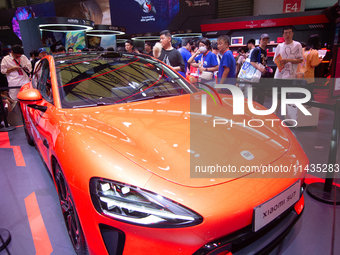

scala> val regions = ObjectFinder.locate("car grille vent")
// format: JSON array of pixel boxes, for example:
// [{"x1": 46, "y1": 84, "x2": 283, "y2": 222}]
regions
[{"x1": 99, "y1": 224, "x2": 125, "y2": 255}]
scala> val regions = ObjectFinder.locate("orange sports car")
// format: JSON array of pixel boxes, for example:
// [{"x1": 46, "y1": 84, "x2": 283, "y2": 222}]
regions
[{"x1": 18, "y1": 52, "x2": 308, "y2": 255}]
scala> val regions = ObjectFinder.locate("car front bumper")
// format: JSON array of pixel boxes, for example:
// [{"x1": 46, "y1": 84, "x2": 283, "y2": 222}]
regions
[{"x1": 73, "y1": 184, "x2": 305, "y2": 255}]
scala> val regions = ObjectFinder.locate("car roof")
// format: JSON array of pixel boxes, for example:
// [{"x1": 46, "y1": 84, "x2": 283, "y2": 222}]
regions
[{"x1": 52, "y1": 52, "x2": 154, "y2": 67}]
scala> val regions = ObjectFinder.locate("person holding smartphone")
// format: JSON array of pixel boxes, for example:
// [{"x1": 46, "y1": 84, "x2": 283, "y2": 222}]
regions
[{"x1": 1, "y1": 45, "x2": 31, "y2": 101}]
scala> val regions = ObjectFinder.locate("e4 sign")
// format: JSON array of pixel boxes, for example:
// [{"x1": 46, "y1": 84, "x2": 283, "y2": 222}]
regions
[{"x1": 283, "y1": 0, "x2": 301, "y2": 13}]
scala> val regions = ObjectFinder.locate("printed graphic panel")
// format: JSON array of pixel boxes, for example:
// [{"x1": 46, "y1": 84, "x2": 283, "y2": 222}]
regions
[{"x1": 66, "y1": 31, "x2": 86, "y2": 51}]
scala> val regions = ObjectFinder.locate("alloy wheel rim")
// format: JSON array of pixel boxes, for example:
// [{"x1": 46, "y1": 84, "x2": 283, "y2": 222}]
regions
[{"x1": 56, "y1": 166, "x2": 81, "y2": 250}]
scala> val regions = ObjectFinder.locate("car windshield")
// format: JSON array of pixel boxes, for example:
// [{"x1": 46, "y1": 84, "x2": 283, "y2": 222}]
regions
[{"x1": 55, "y1": 52, "x2": 196, "y2": 108}]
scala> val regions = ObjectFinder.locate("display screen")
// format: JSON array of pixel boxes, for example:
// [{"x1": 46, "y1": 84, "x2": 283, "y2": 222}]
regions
[
  {"x1": 231, "y1": 37, "x2": 243, "y2": 45},
  {"x1": 109, "y1": 0, "x2": 179, "y2": 34},
  {"x1": 41, "y1": 31, "x2": 66, "y2": 48},
  {"x1": 0, "y1": 2, "x2": 55, "y2": 45},
  {"x1": 54, "y1": 0, "x2": 111, "y2": 25},
  {"x1": 12, "y1": 2, "x2": 56, "y2": 41}
]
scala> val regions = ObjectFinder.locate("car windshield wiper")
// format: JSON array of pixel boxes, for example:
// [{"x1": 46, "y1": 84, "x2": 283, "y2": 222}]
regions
[
  {"x1": 73, "y1": 102, "x2": 114, "y2": 108},
  {"x1": 126, "y1": 93, "x2": 182, "y2": 103}
]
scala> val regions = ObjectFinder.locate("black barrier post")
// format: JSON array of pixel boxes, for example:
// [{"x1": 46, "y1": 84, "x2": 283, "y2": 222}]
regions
[
  {"x1": 307, "y1": 99, "x2": 340, "y2": 205},
  {"x1": 0, "y1": 228, "x2": 11, "y2": 254},
  {"x1": 324, "y1": 99, "x2": 340, "y2": 192},
  {"x1": 0, "y1": 87, "x2": 20, "y2": 132},
  {"x1": 0, "y1": 98, "x2": 16, "y2": 132}
]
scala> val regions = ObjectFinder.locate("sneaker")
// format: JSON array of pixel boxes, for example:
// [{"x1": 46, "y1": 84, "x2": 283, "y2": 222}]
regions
[{"x1": 0, "y1": 120, "x2": 9, "y2": 127}]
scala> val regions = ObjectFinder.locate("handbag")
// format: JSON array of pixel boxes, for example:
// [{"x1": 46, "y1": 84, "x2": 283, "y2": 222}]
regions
[
  {"x1": 201, "y1": 71, "x2": 213, "y2": 80},
  {"x1": 199, "y1": 55, "x2": 213, "y2": 80},
  {"x1": 237, "y1": 48, "x2": 262, "y2": 83}
]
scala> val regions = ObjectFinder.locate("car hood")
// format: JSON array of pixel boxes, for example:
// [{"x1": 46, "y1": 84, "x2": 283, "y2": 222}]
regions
[{"x1": 66, "y1": 93, "x2": 291, "y2": 187}]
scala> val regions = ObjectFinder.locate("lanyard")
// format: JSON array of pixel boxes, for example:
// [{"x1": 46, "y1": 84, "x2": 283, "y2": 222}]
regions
[
  {"x1": 13, "y1": 58, "x2": 21, "y2": 66},
  {"x1": 13, "y1": 57, "x2": 23, "y2": 75},
  {"x1": 201, "y1": 52, "x2": 208, "y2": 67}
]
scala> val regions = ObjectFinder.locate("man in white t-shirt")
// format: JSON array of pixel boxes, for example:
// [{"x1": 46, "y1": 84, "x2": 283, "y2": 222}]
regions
[
  {"x1": 1, "y1": 45, "x2": 31, "y2": 100},
  {"x1": 274, "y1": 26, "x2": 303, "y2": 79}
]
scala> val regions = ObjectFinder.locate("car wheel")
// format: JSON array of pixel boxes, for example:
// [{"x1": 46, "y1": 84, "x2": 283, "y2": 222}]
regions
[
  {"x1": 54, "y1": 162, "x2": 89, "y2": 255},
  {"x1": 20, "y1": 106, "x2": 34, "y2": 146}
]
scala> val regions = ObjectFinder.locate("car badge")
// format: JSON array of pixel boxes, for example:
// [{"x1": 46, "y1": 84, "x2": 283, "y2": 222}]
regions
[{"x1": 240, "y1": 150, "x2": 254, "y2": 160}]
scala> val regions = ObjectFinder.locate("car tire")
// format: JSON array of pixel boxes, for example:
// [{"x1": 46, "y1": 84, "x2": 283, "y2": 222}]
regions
[
  {"x1": 19, "y1": 105, "x2": 34, "y2": 146},
  {"x1": 54, "y1": 162, "x2": 89, "y2": 255}
]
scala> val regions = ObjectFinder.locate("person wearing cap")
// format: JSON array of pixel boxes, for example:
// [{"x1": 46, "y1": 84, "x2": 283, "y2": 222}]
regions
[
  {"x1": 0, "y1": 45, "x2": 32, "y2": 101},
  {"x1": 31, "y1": 48, "x2": 48, "y2": 77},
  {"x1": 38, "y1": 48, "x2": 47, "y2": 59},
  {"x1": 250, "y1": 34, "x2": 270, "y2": 74},
  {"x1": 32, "y1": 48, "x2": 48, "y2": 74},
  {"x1": 274, "y1": 26, "x2": 303, "y2": 79},
  {"x1": 248, "y1": 33, "x2": 272, "y2": 105}
]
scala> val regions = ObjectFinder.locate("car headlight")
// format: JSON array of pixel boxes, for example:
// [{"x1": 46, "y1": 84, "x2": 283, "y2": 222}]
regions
[{"x1": 90, "y1": 178, "x2": 203, "y2": 227}]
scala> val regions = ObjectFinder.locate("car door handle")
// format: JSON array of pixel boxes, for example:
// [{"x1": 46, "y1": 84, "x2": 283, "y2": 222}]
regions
[
  {"x1": 43, "y1": 139, "x2": 49, "y2": 149},
  {"x1": 28, "y1": 104, "x2": 47, "y2": 112}
]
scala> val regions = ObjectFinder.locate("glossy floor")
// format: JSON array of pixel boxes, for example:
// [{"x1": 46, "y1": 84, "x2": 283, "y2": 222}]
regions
[{"x1": 0, "y1": 88, "x2": 339, "y2": 255}]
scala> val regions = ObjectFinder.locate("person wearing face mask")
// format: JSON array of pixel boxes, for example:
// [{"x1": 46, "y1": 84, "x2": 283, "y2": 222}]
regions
[{"x1": 188, "y1": 37, "x2": 219, "y2": 86}]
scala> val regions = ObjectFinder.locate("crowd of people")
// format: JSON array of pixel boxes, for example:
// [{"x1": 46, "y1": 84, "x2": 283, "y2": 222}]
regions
[
  {"x1": 0, "y1": 26, "x2": 325, "y2": 127},
  {"x1": 144, "y1": 26, "x2": 323, "y2": 105}
]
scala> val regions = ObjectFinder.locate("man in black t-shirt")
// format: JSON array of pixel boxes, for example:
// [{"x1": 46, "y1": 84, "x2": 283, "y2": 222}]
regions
[
  {"x1": 158, "y1": 30, "x2": 185, "y2": 73},
  {"x1": 250, "y1": 34, "x2": 269, "y2": 73},
  {"x1": 249, "y1": 33, "x2": 272, "y2": 105}
]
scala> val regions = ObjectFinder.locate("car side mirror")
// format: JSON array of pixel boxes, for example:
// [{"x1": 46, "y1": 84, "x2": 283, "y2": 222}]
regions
[
  {"x1": 186, "y1": 75, "x2": 197, "y2": 84},
  {"x1": 17, "y1": 89, "x2": 42, "y2": 105},
  {"x1": 17, "y1": 89, "x2": 47, "y2": 112}
]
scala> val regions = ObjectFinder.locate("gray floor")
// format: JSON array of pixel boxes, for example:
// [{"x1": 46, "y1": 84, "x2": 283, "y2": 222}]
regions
[
  {"x1": 266, "y1": 88, "x2": 340, "y2": 255},
  {"x1": 0, "y1": 88, "x2": 339, "y2": 255},
  {"x1": 0, "y1": 124, "x2": 75, "y2": 255}
]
